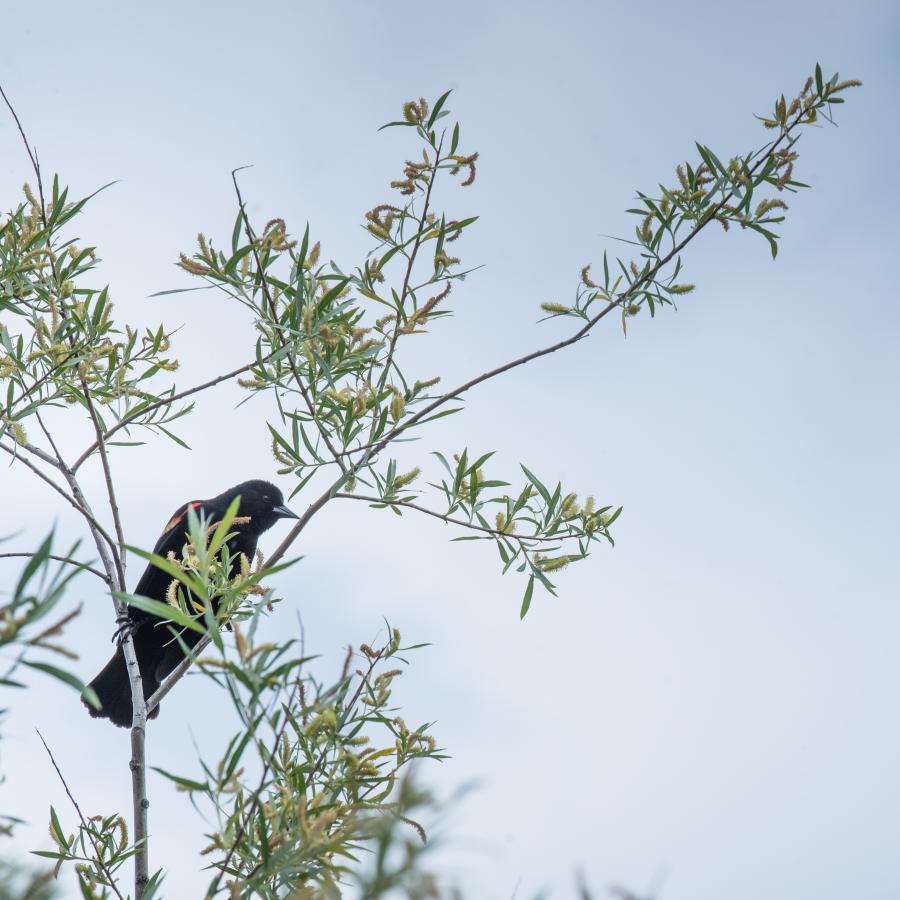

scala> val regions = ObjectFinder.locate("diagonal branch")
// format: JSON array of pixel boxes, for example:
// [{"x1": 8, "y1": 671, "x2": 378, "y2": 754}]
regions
[
  {"x1": 260, "y1": 100, "x2": 825, "y2": 592},
  {"x1": 342, "y1": 110, "x2": 811, "y2": 463},
  {"x1": 0, "y1": 442, "x2": 118, "y2": 566},
  {"x1": 36, "y1": 729, "x2": 127, "y2": 900},
  {"x1": 0, "y1": 349, "x2": 79, "y2": 423}
]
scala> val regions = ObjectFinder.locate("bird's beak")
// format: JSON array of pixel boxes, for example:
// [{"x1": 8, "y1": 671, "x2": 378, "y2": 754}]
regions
[{"x1": 273, "y1": 503, "x2": 299, "y2": 520}]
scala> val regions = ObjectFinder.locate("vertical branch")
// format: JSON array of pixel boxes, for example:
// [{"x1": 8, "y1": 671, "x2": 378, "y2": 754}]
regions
[
  {"x1": 37, "y1": 416, "x2": 150, "y2": 894},
  {"x1": 80, "y1": 390, "x2": 128, "y2": 578},
  {"x1": 231, "y1": 170, "x2": 348, "y2": 476},
  {"x1": 370, "y1": 136, "x2": 444, "y2": 415},
  {"x1": 34, "y1": 413, "x2": 121, "y2": 587}
]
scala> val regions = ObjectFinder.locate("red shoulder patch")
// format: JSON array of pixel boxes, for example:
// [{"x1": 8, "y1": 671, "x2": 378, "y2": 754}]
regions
[{"x1": 162, "y1": 500, "x2": 203, "y2": 535}]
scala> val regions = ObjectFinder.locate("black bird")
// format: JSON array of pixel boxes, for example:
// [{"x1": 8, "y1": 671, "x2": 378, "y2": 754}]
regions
[{"x1": 84, "y1": 479, "x2": 298, "y2": 728}]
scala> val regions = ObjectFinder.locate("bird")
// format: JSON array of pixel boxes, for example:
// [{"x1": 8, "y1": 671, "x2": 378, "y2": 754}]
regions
[{"x1": 83, "y1": 479, "x2": 298, "y2": 728}]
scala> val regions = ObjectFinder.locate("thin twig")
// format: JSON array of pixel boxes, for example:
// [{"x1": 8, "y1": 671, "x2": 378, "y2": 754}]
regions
[
  {"x1": 0, "y1": 442, "x2": 117, "y2": 562},
  {"x1": 370, "y1": 135, "x2": 444, "y2": 413},
  {"x1": 231, "y1": 169, "x2": 348, "y2": 475},
  {"x1": 0, "y1": 553, "x2": 107, "y2": 582},
  {"x1": 145, "y1": 635, "x2": 210, "y2": 714},
  {"x1": 81, "y1": 388, "x2": 128, "y2": 579},
  {"x1": 259, "y1": 479, "x2": 334, "y2": 568},
  {"x1": 4, "y1": 434, "x2": 62, "y2": 469},
  {"x1": 334, "y1": 492, "x2": 588, "y2": 543},
  {"x1": 35, "y1": 729, "x2": 127, "y2": 900},
  {"x1": 0, "y1": 83, "x2": 44, "y2": 204},
  {"x1": 0, "y1": 349, "x2": 79, "y2": 423},
  {"x1": 34, "y1": 413, "x2": 123, "y2": 590},
  {"x1": 205, "y1": 715, "x2": 293, "y2": 896}
]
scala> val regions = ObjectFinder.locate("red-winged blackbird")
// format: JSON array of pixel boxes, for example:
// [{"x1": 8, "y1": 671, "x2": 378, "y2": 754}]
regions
[{"x1": 83, "y1": 480, "x2": 298, "y2": 728}]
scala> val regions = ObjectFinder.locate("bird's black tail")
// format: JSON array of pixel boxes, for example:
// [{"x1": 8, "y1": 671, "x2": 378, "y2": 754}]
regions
[{"x1": 83, "y1": 647, "x2": 160, "y2": 728}]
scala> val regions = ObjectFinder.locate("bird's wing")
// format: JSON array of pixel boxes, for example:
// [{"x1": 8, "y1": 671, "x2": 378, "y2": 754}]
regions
[{"x1": 131, "y1": 500, "x2": 205, "y2": 603}]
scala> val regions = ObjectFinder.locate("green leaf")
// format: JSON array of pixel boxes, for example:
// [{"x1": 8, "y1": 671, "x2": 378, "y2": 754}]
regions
[
  {"x1": 231, "y1": 208, "x2": 243, "y2": 254},
  {"x1": 746, "y1": 222, "x2": 779, "y2": 258},
  {"x1": 142, "y1": 869, "x2": 166, "y2": 900},
  {"x1": 427, "y1": 90, "x2": 452, "y2": 129},
  {"x1": 157, "y1": 424, "x2": 190, "y2": 449},
  {"x1": 49, "y1": 805, "x2": 68, "y2": 848},
  {"x1": 151, "y1": 766, "x2": 209, "y2": 792},
  {"x1": 520, "y1": 465, "x2": 550, "y2": 505},
  {"x1": 378, "y1": 119, "x2": 416, "y2": 132},
  {"x1": 519, "y1": 575, "x2": 535, "y2": 619}
]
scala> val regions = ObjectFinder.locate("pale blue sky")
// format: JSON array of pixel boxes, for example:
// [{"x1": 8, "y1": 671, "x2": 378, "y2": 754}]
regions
[{"x1": 1, "y1": 1, "x2": 898, "y2": 897}]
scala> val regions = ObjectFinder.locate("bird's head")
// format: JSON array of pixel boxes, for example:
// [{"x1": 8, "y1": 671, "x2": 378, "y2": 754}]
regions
[{"x1": 217, "y1": 480, "x2": 299, "y2": 534}]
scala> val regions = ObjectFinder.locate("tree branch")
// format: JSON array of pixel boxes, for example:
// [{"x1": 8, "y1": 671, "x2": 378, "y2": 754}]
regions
[
  {"x1": 33, "y1": 412, "x2": 123, "y2": 590},
  {"x1": 0, "y1": 553, "x2": 106, "y2": 582},
  {"x1": 80, "y1": 389, "x2": 127, "y2": 579},
  {"x1": 342, "y1": 113, "x2": 809, "y2": 463}
]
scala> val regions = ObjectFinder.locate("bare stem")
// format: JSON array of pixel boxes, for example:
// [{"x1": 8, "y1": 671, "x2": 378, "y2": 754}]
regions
[
  {"x1": 334, "y1": 492, "x2": 588, "y2": 543},
  {"x1": 81, "y1": 388, "x2": 127, "y2": 576},
  {"x1": 7, "y1": 435, "x2": 62, "y2": 469},
  {"x1": 0, "y1": 552, "x2": 107, "y2": 582},
  {"x1": 36, "y1": 729, "x2": 126, "y2": 900},
  {"x1": 145, "y1": 636, "x2": 208, "y2": 714}
]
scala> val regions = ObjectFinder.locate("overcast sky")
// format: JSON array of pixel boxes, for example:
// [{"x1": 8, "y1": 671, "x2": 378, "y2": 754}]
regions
[{"x1": 1, "y1": 1, "x2": 898, "y2": 898}]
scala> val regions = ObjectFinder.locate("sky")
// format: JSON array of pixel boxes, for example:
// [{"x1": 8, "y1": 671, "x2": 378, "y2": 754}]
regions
[{"x1": 1, "y1": 1, "x2": 898, "y2": 897}]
